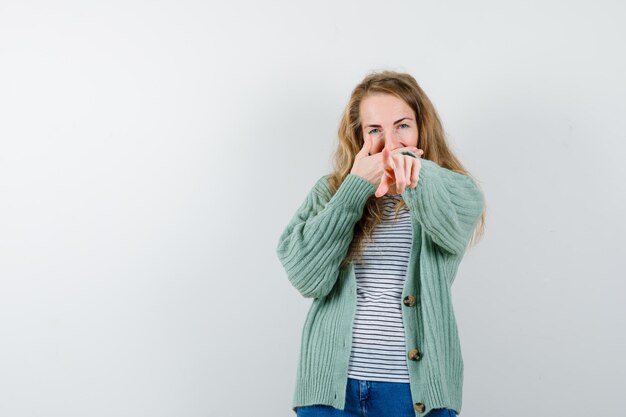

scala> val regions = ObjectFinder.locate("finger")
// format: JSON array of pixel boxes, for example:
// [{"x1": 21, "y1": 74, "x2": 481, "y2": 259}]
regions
[
  {"x1": 410, "y1": 158, "x2": 421, "y2": 188},
  {"x1": 363, "y1": 135, "x2": 372, "y2": 156},
  {"x1": 394, "y1": 154, "x2": 407, "y2": 194},
  {"x1": 383, "y1": 148, "x2": 398, "y2": 193},
  {"x1": 405, "y1": 156, "x2": 413, "y2": 189},
  {"x1": 394, "y1": 149, "x2": 424, "y2": 159},
  {"x1": 382, "y1": 147, "x2": 395, "y2": 175},
  {"x1": 375, "y1": 173, "x2": 390, "y2": 198},
  {"x1": 391, "y1": 145, "x2": 421, "y2": 156},
  {"x1": 356, "y1": 135, "x2": 372, "y2": 160}
]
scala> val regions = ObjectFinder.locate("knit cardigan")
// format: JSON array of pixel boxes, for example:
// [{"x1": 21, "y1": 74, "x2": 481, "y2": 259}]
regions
[{"x1": 276, "y1": 156, "x2": 485, "y2": 416}]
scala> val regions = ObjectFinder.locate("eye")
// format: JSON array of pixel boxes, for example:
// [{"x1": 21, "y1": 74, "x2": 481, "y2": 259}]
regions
[
  {"x1": 368, "y1": 128, "x2": 380, "y2": 135},
  {"x1": 399, "y1": 123, "x2": 410, "y2": 129}
]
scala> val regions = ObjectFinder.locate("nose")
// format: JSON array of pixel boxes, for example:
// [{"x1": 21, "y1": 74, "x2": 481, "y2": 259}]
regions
[{"x1": 381, "y1": 130, "x2": 403, "y2": 151}]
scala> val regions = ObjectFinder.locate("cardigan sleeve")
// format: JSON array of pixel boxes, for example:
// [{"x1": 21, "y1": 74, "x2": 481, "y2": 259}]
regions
[
  {"x1": 401, "y1": 155, "x2": 485, "y2": 255},
  {"x1": 276, "y1": 174, "x2": 375, "y2": 298}
]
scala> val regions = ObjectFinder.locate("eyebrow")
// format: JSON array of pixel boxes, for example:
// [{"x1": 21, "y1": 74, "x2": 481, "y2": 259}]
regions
[{"x1": 365, "y1": 117, "x2": 413, "y2": 128}]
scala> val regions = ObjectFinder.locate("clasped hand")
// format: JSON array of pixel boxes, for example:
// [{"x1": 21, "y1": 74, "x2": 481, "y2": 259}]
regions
[{"x1": 350, "y1": 135, "x2": 424, "y2": 198}]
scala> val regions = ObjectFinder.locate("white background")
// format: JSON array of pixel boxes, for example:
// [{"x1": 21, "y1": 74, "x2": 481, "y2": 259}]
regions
[{"x1": 1, "y1": 1, "x2": 625, "y2": 416}]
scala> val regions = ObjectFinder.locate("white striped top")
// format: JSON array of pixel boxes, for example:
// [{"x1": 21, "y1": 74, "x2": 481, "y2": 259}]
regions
[{"x1": 347, "y1": 193, "x2": 412, "y2": 383}]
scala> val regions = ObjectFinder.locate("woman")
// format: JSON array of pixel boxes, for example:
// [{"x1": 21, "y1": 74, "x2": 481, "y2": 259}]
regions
[{"x1": 276, "y1": 70, "x2": 486, "y2": 417}]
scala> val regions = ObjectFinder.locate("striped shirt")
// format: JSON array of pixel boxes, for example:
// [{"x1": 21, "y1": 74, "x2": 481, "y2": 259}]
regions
[{"x1": 347, "y1": 193, "x2": 412, "y2": 383}]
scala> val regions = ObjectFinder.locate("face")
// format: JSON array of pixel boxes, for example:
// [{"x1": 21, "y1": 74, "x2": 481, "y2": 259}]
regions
[{"x1": 359, "y1": 93, "x2": 418, "y2": 155}]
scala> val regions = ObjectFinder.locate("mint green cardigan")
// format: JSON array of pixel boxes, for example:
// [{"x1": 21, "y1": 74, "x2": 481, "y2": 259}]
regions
[{"x1": 276, "y1": 157, "x2": 485, "y2": 416}]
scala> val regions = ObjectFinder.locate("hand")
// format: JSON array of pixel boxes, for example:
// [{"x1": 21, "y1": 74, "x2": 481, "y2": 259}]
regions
[
  {"x1": 374, "y1": 146, "x2": 423, "y2": 198},
  {"x1": 351, "y1": 135, "x2": 423, "y2": 189}
]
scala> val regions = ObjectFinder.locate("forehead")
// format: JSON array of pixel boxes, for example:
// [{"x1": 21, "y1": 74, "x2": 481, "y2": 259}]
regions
[{"x1": 360, "y1": 93, "x2": 413, "y2": 122}]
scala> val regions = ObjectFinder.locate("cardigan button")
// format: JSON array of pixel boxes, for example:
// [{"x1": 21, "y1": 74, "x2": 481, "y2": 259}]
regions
[
  {"x1": 403, "y1": 295, "x2": 416, "y2": 307},
  {"x1": 408, "y1": 348, "x2": 422, "y2": 361},
  {"x1": 414, "y1": 402, "x2": 426, "y2": 413}
]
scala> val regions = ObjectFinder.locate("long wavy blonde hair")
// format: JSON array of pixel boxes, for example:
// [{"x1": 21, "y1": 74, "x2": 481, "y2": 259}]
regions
[{"x1": 327, "y1": 70, "x2": 487, "y2": 267}]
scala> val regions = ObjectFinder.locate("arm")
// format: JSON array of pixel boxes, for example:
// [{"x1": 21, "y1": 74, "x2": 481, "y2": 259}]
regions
[
  {"x1": 401, "y1": 155, "x2": 485, "y2": 255},
  {"x1": 276, "y1": 174, "x2": 375, "y2": 298}
]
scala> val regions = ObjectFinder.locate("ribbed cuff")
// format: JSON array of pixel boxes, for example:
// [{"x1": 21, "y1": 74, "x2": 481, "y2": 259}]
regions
[{"x1": 331, "y1": 174, "x2": 376, "y2": 208}]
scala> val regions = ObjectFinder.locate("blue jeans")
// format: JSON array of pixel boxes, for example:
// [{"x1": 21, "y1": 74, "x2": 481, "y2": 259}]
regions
[{"x1": 295, "y1": 378, "x2": 458, "y2": 417}]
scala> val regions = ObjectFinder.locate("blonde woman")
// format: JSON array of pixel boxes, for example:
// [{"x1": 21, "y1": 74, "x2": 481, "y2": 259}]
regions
[{"x1": 276, "y1": 70, "x2": 486, "y2": 417}]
